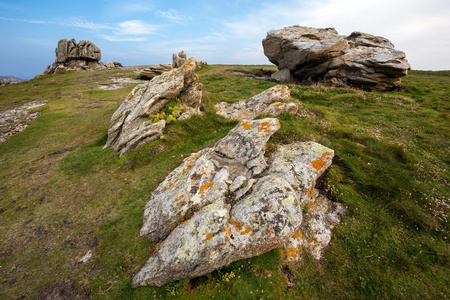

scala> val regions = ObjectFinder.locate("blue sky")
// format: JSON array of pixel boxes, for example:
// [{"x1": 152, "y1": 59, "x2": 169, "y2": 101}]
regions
[{"x1": 1, "y1": 0, "x2": 449, "y2": 79}]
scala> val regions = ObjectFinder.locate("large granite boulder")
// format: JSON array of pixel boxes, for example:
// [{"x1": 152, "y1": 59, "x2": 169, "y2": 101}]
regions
[
  {"x1": 263, "y1": 25, "x2": 410, "y2": 91},
  {"x1": 105, "y1": 57, "x2": 202, "y2": 156},
  {"x1": 132, "y1": 118, "x2": 345, "y2": 287},
  {"x1": 215, "y1": 85, "x2": 298, "y2": 120},
  {"x1": 43, "y1": 39, "x2": 121, "y2": 74}
]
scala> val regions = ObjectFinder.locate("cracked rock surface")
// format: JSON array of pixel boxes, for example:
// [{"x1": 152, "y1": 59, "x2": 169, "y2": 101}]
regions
[
  {"x1": 133, "y1": 118, "x2": 345, "y2": 287},
  {"x1": 105, "y1": 57, "x2": 202, "y2": 156},
  {"x1": 215, "y1": 85, "x2": 298, "y2": 120}
]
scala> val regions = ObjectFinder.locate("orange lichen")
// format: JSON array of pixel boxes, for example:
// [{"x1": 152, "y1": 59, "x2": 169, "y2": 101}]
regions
[
  {"x1": 205, "y1": 233, "x2": 213, "y2": 241},
  {"x1": 307, "y1": 185, "x2": 315, "y2": 198},
  {"x1": 258, "y1": 121, "x2": 271, "y2": 133},
  {"x1": 311, "y1": 152, "x2": 333, "y2": 170},
  {"x1": 274, "y1": 103, "x2": 284, "y2": 109},
  {"x1": 241, "y1": 226, "x2": 252, "y2": 235},
  {"x1": 170, "y1": 224, "x2": 177, "y2": 231},
  {"x1": 241, "y1": 120, "x2": 252, "y2": 130},
  {"x1": 229, "y1": 219, "x2": 242, "y2": 230},
  {"x1": 286, "y1": 247, "x2": 299, "y2": 259},
  {"x1": 293, "y1": 230, "x2": 305, "y2": 239},
  {"x1": 266, "y1": 227, "x2": 274, "y2": 234},
  {"x1": 199, "y1": 181, "x2": 214, "y2": 194}
]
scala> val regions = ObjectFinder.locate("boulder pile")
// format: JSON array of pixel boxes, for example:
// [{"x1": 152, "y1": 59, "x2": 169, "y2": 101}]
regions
[
  {"x1": 43, "y1": 39, "x2": 122, "y2": 74},
  {"x1": 132, "y1": 118, "x2": 345, "y2": 287},
  {"x1": 105, "y1": 57, "x2": 203, "y2": 156},
  {"x1": 263, "y1": 25, "x2": 410, "y2": 91}
]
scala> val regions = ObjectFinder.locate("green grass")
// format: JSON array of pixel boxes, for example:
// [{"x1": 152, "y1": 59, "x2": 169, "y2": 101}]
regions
[{"x1": 0, "y1": 67, "x2": 448, "y2": 299}]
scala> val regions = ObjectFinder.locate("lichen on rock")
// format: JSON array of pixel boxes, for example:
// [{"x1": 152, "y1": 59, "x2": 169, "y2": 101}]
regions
[
  {"x1": 132, "y1": 118, "x2": 345, "y2": 288},
  {"x1": 215, "y1": 85, "x2": 298, "y2": 120},
  {"x1": 105, "y1": 57, "x2": 203, "y2": 156}
]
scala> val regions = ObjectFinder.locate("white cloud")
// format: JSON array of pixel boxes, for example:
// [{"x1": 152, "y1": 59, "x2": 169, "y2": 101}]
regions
[
  {"x1": 113, "y1": 20, "x2": 158, "y2": 36},
  {"x1": 156, "y1": 9, "x2": 192, "y2": 24}
]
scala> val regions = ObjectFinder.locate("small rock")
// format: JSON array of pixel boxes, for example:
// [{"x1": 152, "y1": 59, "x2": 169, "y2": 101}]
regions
[{"x1": 79, "y1": 250, "x2": 92, "y2": 263}]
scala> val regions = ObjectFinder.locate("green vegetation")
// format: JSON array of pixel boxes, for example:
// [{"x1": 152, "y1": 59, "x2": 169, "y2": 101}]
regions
[{"x1": 0, "y1": 66, "x2": 448, "y2": 299}]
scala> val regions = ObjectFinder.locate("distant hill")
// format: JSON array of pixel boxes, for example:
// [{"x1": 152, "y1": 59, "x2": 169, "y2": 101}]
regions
[{"x1": 0, "y1": 75, "x2": 22, "y2": 82}]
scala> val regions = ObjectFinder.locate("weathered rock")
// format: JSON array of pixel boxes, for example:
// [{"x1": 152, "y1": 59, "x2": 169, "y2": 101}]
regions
[
  {"x1": 132, "y1": 118, "x2": 345, "y2": 287},
  {"x1": 0, "y1": 100, "x2": 47, "y2": 143},
  {"x1": 271, "y1": 68, "x2": 294, "y2": 83},
  {"x1": 215, "y1": 85, "x2": 298, "y2": 120},
  {"x1": 140, "y1": 64, "x2": 173, "y2": 80},
  {"x1": 173, "y1": 51, "x2": 187, "y2": 68},
  {"x1": 43, "y1": 38, "x2": 121, "y2": 74},
  {"x1": 105, "y1": 57, "x2": 202, "y2": 156},
  {"x1": 262, "y1": 25, "x2": 410, "y2": 91}
]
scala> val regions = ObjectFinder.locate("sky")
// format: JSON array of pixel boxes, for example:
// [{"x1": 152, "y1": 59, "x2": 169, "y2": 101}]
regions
[{"x1": 0, "y1": 0, "x2": 449, "y2": 79}]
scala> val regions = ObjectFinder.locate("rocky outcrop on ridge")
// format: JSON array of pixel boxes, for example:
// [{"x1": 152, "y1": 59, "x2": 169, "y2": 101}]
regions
[
  {"x1": 0, "y1": 100, "x2": 47, "y2": 143},
  {"x1": 43, "y1": 39, "x2": 122, "y2": 74},
  {"x1": 140, "y1": 51, "x2": 207, "y2": 80},
  {"x1": 263, "y1": 25, "x2": 410, "y2": 91},
  {"x1": 215, "y1": 85, "x2": 299, "y2": 120},
  {"x1": 105, "y1": 57, "x2": 203, "y2": 156},
  {"x1": 132, "y1": 118, "x2": 345, "y2": 287}
]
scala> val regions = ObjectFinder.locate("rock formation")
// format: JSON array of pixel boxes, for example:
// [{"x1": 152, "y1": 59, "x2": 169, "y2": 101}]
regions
[
  {"x1": 105, "y1": 57, "x2": 203, "y2": 156},
  {"x1": 139, "y1": 64, "x2": 173, "y2": 80},
  {"x1": 43, "y1": 39, "x2": 121, "y2": 74},
  {"x1": 0, "y1": 100, "x2": 47, "y2": 143},
  {"x1": 132, "y1": 118, "x2": 345, "y2": 287},
  {"x1": 215, "y1": 85, "x2": 298, "y2": 120},
  {"x1": 263, "y1": 25, "x2": 410, "y2": 91},
  {"x1": 139, "y1": 51, "x2": 207, "y2": 80}
]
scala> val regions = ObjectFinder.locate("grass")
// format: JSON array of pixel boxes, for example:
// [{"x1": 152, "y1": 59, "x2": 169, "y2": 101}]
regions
[{"x1": 0, "y1": 66, "x2": 449, "y2": 299}]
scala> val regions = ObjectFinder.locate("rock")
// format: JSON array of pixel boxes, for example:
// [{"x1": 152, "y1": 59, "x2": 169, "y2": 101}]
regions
[
  {"x1": 215, "y1": 85, "x2": 298, "y2": 120},
  {"x1": 271, "y1": 68, "x2": 294, "y2": 83},
  {"x1": 140, "y1": 64, "x2": 173, "y2": 80},
  {"x1": 132, "y1": 118, "x2": 345, "y2": 287},
  {"x1": 197, "y1": 61, "x2": 208, "y2": 68},
  {"x1": 43, "y1": 38, "x2": 121, "y2": 74},
  {"x1": 105, "y1": 57, "x2": 202, "y2": 156},
  {"x1": 0, "y1": 100, "x2": 47, "y2": 143},
  {"x1": 1, "y1": 79, "x2": 9, "y2": 86},
  {"x1": 113, "y1": 61, "x2": 123, "y2": 67},
  {"x1": 173, "y1": 51, "x2": 187, "y2": 68},
  {"x1": 262, "y1": 25, "x2": 410, "y2": 91}
]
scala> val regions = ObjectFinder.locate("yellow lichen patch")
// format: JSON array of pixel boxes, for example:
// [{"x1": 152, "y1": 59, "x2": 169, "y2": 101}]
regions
[
  {"x1": 222, "y1": 223, "x2": 232, "y2": 236},
  {"x1": 241, "y1": 120, "x2": 252, "y2": 130},
  {"x1": 311, "y1": 152, "x2": 333, "y2": 170},
  {"x1": 199, "y1": 181, "x2": 214, "y2": 194},
  {"x1": 271, "y1": 237, "x2": 278, "y2": 243},
  {"x1": 258, "y1": 121, "x2": 271, "y2": 133},
  {"x1": 173, "y1": 194, "x2": 185, "y2": 203},
  {"x1": 205, "y1": 233, "x2": 213, "y2": 241},
  {"x1": 266, "y1": 227, "x2": 274, "y2": 234},
  {"x1": 280, "y1": 249, "x2": 286, "y2": 257},
  {"x1": 229, "y1": 219, "x2": 242, "y2": 230},
  {"x1": 241, "y1": 226, "x2": 252, "y2": 235},
  {"x1": 169, "y1": 182, "x2": 174, "y2": 187},
  {"x1": 170, "y1": 224, "x2": 177, "y2": 231}
]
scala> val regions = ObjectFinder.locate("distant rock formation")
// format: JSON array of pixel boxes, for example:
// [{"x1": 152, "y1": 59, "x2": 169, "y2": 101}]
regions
[
  {"x1": 0, "y1": 76, "x2": 22, "y2": 84},
  {"x1": 105, "y1": 57, "x2": 203, "y2": 156},
  {"x1": 263, "y1": 25, "x2": 410, "y2": 91},
  {"x1": 132, "y1": 118, "x2": 345, "y2": 287},
  {"x1": 43, "y1": 39, "x2": 122, "y2": 74},
  {"x1": 140, "y1": 51, "x2": 208, "y2": 80}
]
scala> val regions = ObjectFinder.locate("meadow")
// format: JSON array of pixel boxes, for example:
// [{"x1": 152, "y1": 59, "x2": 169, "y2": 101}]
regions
[{"x1": 0, "y1": 65, "x2": 448, "y2": 299}]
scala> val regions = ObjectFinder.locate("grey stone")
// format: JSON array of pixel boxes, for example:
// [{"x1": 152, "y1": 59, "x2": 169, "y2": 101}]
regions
[
  {"x1": 132, "y1": 118, "x2": 345, "y2": 287},
  {"x1": 262, "y1": 25, "x2": 410, "y2": 91}
]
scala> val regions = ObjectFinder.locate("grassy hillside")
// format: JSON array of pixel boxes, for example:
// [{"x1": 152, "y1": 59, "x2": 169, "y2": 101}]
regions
[{"x1": 0, "y1": 66, "x2": 448, "y2": 299}]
